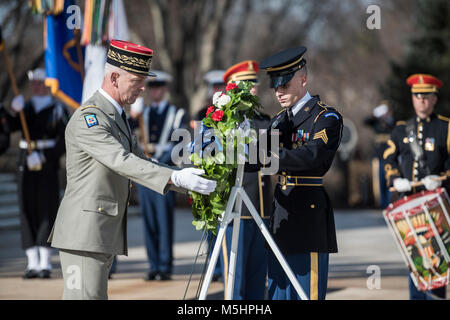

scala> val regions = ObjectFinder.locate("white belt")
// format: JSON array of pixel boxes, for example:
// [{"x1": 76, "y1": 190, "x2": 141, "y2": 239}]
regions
[{"x1": 19, "y1": 139, "x2": 56, "y2": 150}]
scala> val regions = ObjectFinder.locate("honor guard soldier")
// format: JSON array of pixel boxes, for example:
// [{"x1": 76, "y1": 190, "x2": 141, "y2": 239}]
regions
[
  {"x1": 383, "y1": 73, "x2": 448, "y2": 300},
  {"x1": 364, "y1": 102, "x2": 395, "y2": 208},
  {"x1": 219, "y1": 60, "x2": 273, "y2": 299},
  {"x1": 252, "y1": 46, "x2": 343, "y2": 300},
  {"x1": 129, "y1": 70, "x2": 186, "y2": 281},
  {"x1": 48, "y1": 40, "x2": 216, "y2": 300},
  {"x1": 2, "y1": 68, "x2": 69, "y2": 279}
]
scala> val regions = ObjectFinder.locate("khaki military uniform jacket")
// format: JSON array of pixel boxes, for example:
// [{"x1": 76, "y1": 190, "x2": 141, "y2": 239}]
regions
[{"x1": 49, "y1": 91, "x2": 179, "y2": 255}]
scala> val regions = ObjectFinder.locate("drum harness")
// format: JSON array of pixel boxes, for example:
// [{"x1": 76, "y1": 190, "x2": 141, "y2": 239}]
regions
[{"x1": 405, "y1": 119, "x2": 431, "y2": 178}]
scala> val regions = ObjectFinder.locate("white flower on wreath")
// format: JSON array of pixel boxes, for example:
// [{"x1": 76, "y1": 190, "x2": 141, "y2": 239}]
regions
[
  {"x1": 212, "y1": 91, "x2": 222, "y2": 106},
  {"x1": 217, "y1": 94, "x2": 231, "y2": 109}
]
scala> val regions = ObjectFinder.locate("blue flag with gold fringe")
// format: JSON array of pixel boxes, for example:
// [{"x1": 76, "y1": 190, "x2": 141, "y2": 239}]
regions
[{"x1": 44, "y1": 0, "x2": 84, "y2": 109}]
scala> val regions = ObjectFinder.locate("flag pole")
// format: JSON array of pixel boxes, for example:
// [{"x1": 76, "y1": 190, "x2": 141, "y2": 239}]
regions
[
  {"x1": 0, "y1": 38, "x2": 33, "y2": 155},
  {"x1": 138, "y1": 114, "x2": 150, "y2": 158},
  {"x1": 74, "y1": 28, "x2": 85, "y2": 82}
]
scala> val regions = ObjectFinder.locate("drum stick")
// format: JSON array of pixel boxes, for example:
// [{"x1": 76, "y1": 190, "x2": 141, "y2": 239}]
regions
[{"x1": 389, "y1": 176, "x2": 448, "y2": 192}]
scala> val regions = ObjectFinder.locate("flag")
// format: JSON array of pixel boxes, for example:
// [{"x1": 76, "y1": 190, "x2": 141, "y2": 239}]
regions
[
  {"x1": 81, "y1": 0, "x2": 129, "y2": 103},
  {"x1": 44, "y1": 0, "x2": 84, "y2": 109}
]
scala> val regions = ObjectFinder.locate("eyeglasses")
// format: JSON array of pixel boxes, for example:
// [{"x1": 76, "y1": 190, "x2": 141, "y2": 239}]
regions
[{"x1": 413, "y1": 93, "x2": 435, "y2": 99}]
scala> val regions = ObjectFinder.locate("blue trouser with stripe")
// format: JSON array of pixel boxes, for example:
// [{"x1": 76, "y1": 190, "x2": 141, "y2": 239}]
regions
[
  {"x1": 268, "y1": 251, "x2": 329, "y2": 300},
  {"x1": 219, "y1": 219, "x2": 269, "y2": 300},
  {"x1": 137, "y1": 185, "x2": 174, "y2": 274}
]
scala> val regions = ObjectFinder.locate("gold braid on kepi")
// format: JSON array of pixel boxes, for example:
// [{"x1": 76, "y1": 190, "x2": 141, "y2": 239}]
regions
[
  {"x1": 223, "y1": 60, "x2": 259, "y2": 84},
  {"x1": 106, "y1": 39, "x2": 155, "y2": 77}
]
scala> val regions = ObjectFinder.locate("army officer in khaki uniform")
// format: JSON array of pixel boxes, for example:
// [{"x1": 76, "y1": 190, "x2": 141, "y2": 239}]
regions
[{"x1": 48, "y1": 40, "x2": 216, "y2": 300}]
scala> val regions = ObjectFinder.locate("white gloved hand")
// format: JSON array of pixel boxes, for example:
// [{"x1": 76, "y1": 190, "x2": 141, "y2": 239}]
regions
[
  {"x1": 11, "y1": 95, "x2": 25, "y2": 112},
  {"x1": 393, "y1": 178, "x2": 412, "y2": 192},
  {"x1": 421, "y1": 175, "x2": 442, "y2": 191},
  {"x1": 130, "y1": 96, "x2": 144, "y2": 117},
  {"x1": 171, "y1": 168, "x2": 217, "y2": 195},
  {"x1": 26, "y1": 151, "x2": 42, "y2": 170}
]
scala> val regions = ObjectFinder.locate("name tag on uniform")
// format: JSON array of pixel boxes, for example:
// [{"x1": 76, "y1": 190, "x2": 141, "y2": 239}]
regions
[
  {"x1": 84, "y1": 114, "x2": 99, "y2": 128},
  {"x1": 425, "y1": 138, "x2": 435, "y2": 151}
]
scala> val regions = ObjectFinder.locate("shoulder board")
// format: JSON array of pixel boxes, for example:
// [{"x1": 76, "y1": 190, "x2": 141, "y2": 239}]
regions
[
  {"x1": 395, "y1": 121, "x2": 406, "y2": 126},
  {"x1": 438, "y1": 114, "x2": 450, "y2": 122},
  {"x1": 276, "y1": 109, "x2": 286, "y2": 116},
  {"x1": 317, "y1": 101, "x2": 329, "y2": 110},
  {"x1": 80, "y1": 105, "x2": 101, "y2": 111}
]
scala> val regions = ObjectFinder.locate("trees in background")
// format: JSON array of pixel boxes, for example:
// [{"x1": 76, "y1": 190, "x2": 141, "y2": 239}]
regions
[{"x1": 381, "y1": 0, "x2": 450, "y2": 120}]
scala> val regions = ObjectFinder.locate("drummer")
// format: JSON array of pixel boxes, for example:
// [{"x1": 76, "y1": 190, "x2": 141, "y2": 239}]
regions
[{"x1": 383, "y1": 73, "x2": 448, "y2": 300}]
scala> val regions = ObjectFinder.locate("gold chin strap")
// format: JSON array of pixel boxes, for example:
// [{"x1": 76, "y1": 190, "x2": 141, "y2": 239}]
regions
[{"x1": 266, "y1": 54, "x2": 304, "y2": 72}]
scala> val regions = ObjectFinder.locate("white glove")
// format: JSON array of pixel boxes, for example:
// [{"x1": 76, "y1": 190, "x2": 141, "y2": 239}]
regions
[
  {"x1": 11, "y1": 95, "x2": 25, "y2": 112},
  {"x1": 26, "y1": 151, "x2": 42, "y2": 170},
  {"x1": 393, "y1": 178, "x2": 411, "y2": 192},
  {"x1": 421, "y1": 175, "x2": 442, "y2": 191},
  {"x1": 130, "y1": 96, "x2": 144, "y2": 117},
  {"x1": 171, "y1": 168, "x2": 217, "y2": 195}
]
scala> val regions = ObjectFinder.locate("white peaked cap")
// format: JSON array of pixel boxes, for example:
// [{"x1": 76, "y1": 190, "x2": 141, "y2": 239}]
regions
[
  {"x1": 146, "y1": 70, "x2": 173, "y2": 84},
  {"x1": 204, "y1": 70, "x2": 225, "y2": 85},
  {"x1": 27, "y1": 68, "x2": 46, "y2": 81},
  {"x1": 373, "y1": 104, "x2": 389, "y2": 118},
  {"x1": 130, "y1": 96, "x2": 145, "y2": 114}
]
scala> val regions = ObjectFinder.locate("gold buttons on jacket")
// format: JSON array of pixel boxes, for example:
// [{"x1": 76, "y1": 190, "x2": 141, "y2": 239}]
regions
[{"x1": 311, "y1": 204, "x2": 315, "y2": 209}]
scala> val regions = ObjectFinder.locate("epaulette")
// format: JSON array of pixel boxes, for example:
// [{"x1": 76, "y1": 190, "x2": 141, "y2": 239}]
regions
[
  {"x1": 317, "y1": 101, "x2": 329, "y2": 110},
  {"x1": 395, "y1": 121, "x2": 406, "y2": 126},
  {"x1": 276, "y1": 108, "x2": 286, "y2": 116},
  {"x1": 80, "y1": 105, "x2": 101, "y2": 111},
  {"x1": 314, "y1": 102, "x2": 340, "y2": 123},
  {"x1": 438, "y1": 114, "x2": 450, "y2": 122}
]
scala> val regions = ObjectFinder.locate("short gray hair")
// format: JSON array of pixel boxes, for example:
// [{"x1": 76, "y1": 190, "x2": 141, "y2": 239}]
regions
[{"x1": 103, "y1": 63, "x2": 125, "y2": 78}]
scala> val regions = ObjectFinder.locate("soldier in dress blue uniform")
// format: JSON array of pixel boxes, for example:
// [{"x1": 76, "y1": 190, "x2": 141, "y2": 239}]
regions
[
  {"x1": 129, "y1": 71, "x2": 186, "y2": 281},
  {"x1": 364, "y1": 102, "x2": 395, "y2": 208},
  {"x1": 248, "y1": 47, "x2": 343, "y2": 300},
  {"x1": 383, "y1": 73, "x2": 448, "y2": 300},
  {"x1": 219, "y1": 60, "x2": 273, "y2": 299},
  {"x1": 2, "y1": 68, "x2": 69, "y2": 279}
]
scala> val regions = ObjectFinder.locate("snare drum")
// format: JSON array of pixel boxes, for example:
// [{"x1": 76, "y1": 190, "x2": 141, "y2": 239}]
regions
[{"x1": 383, "y1": 188, "x2": 450, "y2": 291}]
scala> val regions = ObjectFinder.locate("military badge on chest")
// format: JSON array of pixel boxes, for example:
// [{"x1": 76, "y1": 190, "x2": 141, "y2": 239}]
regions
[
  {"x1": 291, "y1": 129, "x2": 310, "y2": 149},
  {"x1": 424, "y1": 137, "x2": 435, "y2": 152}
]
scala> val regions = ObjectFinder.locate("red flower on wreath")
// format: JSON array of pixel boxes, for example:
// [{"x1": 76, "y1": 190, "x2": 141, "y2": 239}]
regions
[
  {"x1": 226, "y1": 83, "x2": 238, "y2": 91},
  {"x1": 211, "y1": 110, "x2": 224, "y2": 122},
  {"x1": 206, "y1": 105, "x2": 215, "y2": 117}
]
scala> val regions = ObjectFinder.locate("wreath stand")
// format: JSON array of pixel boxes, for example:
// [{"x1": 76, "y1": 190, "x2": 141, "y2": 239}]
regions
[{"x1": 198, "y1": 163, "x2": 308, "y2": 300}]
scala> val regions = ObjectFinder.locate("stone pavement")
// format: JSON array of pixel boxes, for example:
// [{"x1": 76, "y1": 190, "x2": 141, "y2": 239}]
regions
[{"x1": 3, "y1": 204, "x2": 448, "y2": 300}]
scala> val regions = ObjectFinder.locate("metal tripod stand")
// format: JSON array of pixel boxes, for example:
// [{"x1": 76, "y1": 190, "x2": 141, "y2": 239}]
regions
[{"x1": 198, "y1": 163, "x2": 308, "y2": 300}]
